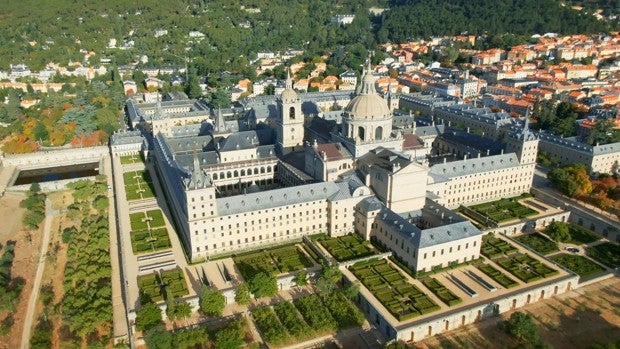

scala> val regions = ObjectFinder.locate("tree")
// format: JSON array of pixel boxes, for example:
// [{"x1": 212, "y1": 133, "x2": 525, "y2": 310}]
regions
[
  {"x1": 199, "y1": 286, "x2": 225, "y2": 316},
  {"x1": 135, "y1": 302, "x2": 162, "y2": 332},
  {"x1": 234, "y1": 283, "x2": 251, "y2": 305},
  {"x1": 343, "y1": 280, "x2": 360, "y2": 300},
  {"x1": 214, "y1": 319, "x2": 245, "y2": 349},
  {"x1": 249, "y1": 272, "x2": 278, "y2": 298},
  {"x1": 144, "y1": 324, "x2": 173, "y2": 349},
  {"x1": 548, "y1": 164, "x2": 592, "y2": 197},
  {"x1": 506, "y1": 311, "x2": 540, "y2": 344},
  {"x1": 545, "y1": 222, "x2": 571, "y2": 243},
  {"x1": 207, "y1": 88, "x2": 232, "y2": 108},
  {"x1": 293, "y1": 271, "x2": 308, "y2": 287}
]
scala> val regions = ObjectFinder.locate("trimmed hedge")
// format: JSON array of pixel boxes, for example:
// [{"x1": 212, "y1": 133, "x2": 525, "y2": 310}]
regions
[
  {"x1": 550, "y1": 253, "x2": 605, "y2": 277},
  {"x1": 422, "y1": 278, "x2": 462, "y2": 307},
  {"x1": 234, "y1": 245, "x2": 313, "y2": 280},
  {"x1": 586, "y1": 242, "x2": 620, "y2": 268},
  {"x1": 319, "y1": 234, "x2": 375, "y2": 262},
  {"x1": 478, "y1": 263, "x2": 518, "y2": 289},
  {"x1": 514, "y1": 233, "x2": 559, "y2": 255}
]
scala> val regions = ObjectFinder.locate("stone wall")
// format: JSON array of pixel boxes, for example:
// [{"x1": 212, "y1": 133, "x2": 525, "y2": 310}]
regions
[{"x1": 1, "y1": 146, "x2": 109, "y2": 169}]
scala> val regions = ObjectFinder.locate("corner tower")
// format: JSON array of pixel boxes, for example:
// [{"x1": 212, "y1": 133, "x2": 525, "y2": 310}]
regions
[{"x1": 276, "y1": 69, "x2": 304, "y2": 154}]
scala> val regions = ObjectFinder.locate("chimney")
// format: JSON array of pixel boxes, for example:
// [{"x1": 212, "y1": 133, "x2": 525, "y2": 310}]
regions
[
  {"x1": 464, "y1": 154, "x2": 467, "y2": 161},
  {"x1": 487, "y1": 149, "x2": 490, "y2": 156},
  {"x1": 443, "y1": 157, "x2": 447, "y2": 164}
]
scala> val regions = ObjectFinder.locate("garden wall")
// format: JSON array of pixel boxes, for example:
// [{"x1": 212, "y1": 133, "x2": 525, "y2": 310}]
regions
[{"x1": 483, "y1": 211, "x2": 570, "y2": 237}]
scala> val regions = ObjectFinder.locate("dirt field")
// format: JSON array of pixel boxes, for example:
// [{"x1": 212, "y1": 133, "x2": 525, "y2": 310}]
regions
[
  {"x1": 0, "y1": 191, "x2": 40, "y2": 349},
  {"x1": 414, "y1": 277, "x2": 620, "y2": 349}
]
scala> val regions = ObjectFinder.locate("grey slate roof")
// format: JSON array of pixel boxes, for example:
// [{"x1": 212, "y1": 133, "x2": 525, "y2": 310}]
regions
[
  {"x1": 216, "y1": 181, "x2": 339, "y2": 216},
  {"x1": 429, "y1": 153, "x2": 520, "y2": 181}
]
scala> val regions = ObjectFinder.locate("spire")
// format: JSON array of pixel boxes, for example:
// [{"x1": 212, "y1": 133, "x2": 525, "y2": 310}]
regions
[
  {"x1": 215, "y1": 107, "x2": 226, "y2": 133},
  {"x1": 359, "y1": 55, "x2": 376, "y2": 95},
  {"x1": 190, "y1": 146, "x2": 208, "y2": 189},
  {"x1": 285, "y1": 67, "x2": 293, "y2": 90}
]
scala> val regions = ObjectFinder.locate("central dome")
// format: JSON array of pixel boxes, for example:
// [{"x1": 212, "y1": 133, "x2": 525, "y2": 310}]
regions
[
  {"x1": 344, "y1": 60, "x2": 391, "y2": 120},
  {"x1": 345, "y1": 94, "x2": 390, "y2": 120}
]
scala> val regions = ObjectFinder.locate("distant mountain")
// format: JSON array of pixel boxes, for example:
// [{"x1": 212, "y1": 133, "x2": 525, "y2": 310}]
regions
[{"x1": 379, "y1": 0, "x2": 617, "y2": 43}]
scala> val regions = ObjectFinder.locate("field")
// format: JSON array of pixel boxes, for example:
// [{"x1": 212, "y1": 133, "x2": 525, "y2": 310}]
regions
[
  {"x1": 318, "y1": 234, "x2": 375, "y2": 261},
  {"x1": 350, "y1": 259, "x2": 439, "y2": 321},
  {"x1": 468, "y1": 197, "x2": 538, "y2": 223},
  {"x1": 128, "y1": 210, "x2": 171, "y2": 254},
  {"x1": 586, "y1": 242, "x2": 620, "y2": 268},
  {"x1": 123, "y1": 170, "x2": 156, "y2": 201},
  {"x1": 514, "y1": 233, "x2": 559, "y2": 255},
  {"x1": 138, "y1": 268, "x2": 189, "y2": 303},
  {"x1": 550, "y1": 253, "x2": 606, "y2": 278},
  {"x1": 496, "y1": 253, "x2": 558, "y2": 283},
  {"x1": 233, "y1": 245, "x2": 314, "y2": 281}
]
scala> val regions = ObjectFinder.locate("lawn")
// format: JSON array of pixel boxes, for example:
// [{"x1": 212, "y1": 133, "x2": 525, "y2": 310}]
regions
[
  {"x1": 137, "y1": 268, "x2": 188, "y2": 302},
  {"x1": 586, "y1": 242, "x2": 620, "y2": 268},
  {"x1": 120, "y1": 154, "x2": 144, "y2": 165},
  {"x1": 123, "y1": 170, "x2": 156, "y2": 201},
  {"x1": 128, "y1": 209, "x2": 171, "y2": 254},
  {"x1": 350, "y1": 259, "x2": 439, "y2": 321},
  {"x1": 233, "y1": 245, "x2": 314, "y2": 281},
  {"x1": 480, "y1": 234, "x2": 518, "y2": 259},
  {"x1": 318, "y1": 233, "x2": 375, "y2": 262},
  {"x1": 550, "y1": 253, "x2": 606, "y2": 278},
  {"x1": 478, "y1": 263, "x2": 519, "y2": 289},
  {"x1": 514, "y1": 233, "x2": 559, "y2": 255},
  {"x1": 496, "y1": 253, "x2": 558, "y2": 283},
  {"x1": 468, "y1": 197, "x2": 538, "y2": 223}
]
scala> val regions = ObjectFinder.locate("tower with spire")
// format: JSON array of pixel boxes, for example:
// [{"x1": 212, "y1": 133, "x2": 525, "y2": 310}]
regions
[{"x1": 276, "y1": 68, "x2": 304, "y2": 154}]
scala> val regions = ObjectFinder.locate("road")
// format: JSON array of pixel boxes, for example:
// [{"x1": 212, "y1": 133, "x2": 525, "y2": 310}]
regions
[{"x1": 20, "y1": 198, "x2": 56, "y2": 349}]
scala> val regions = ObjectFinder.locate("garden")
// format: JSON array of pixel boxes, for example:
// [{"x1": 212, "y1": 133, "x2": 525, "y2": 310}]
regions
[
  {"x1": 495, "y1": 253, "x2": 558, "y2": 283},
  {"x1": 293, "y1": 294, "x2": 338, "y2": 333},
  {"x1": 123, "y1": 170, "x2": 156, "y2": 201},
  {"x1": 480, "y1": 234, "x2": 518, "y2": 259},
  {"x1": 468, "y1": 196, "x2": 538, "y2": 223},
  {"x1": 514, "y1": 233, "x2": 559, "y2": 255},
  {"x1": 233, "y1": 245, "x2": 314, "y2": 281},
  {"x1": 129, "y1": 210, "x2": 171, "y2": 254},
  {"x1": 550, "y1": 253, "x2": 606, "y2": 278},
  {"x1": 421, "y1": 278, "x2": 462, "y2": 306},
  {"x1": 350, "y1": 259, "x2": 439, "y2": 321},
  {"x1": 543, "y1": 222, "x2": 601, "y2": 245},
  {"x1": 318, "y1": 233, "x2": 375, "y2": 262},
  {"x1": 586, "y1": 242, "x2": 620, "y2": 268},
  {"x1": 138, "y1": 268, "x2": 189, "y2": 303},
  {"x1": 120, "y1": 154, "x2": 144, "y2": 165},
  {"x1": 478, "y1": 263, "x2": 519, "y2": 289}
]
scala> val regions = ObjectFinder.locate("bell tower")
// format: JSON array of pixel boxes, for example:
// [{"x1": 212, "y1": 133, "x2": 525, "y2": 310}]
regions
[{"x1": 276, "y1": 69, "x2": 304, "y2": 154}]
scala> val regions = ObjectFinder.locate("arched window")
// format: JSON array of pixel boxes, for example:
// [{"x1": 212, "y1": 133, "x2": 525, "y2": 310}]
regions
[
  {"x1": 289, "y1": 106, "x2": 295, "y2": 119},
  {"x1": 233, "y1": 170, "x2": 239, "y2": 177},
  {"x1": 358, "y1": 126, "x2": 365, "y2": 141},
  {"x1": 240, "y1": 169, "x2": 246, "y2": 176},
  {"x1": 227, "y1": 171, "x2": 232, "y2": 179},
  {"x1": 260, "y1": 167, "x2": 265, "y2": 174},
  {"x1": 213, "y1": 173, "x2": 218, "y2": 180},
  {"x1": 375, "y1": 126, "x2": 383, "y2": 140},
  {"x1": 254, "y1": 168, "x2": 259, "y2": 174},
  {"x1": 267, "y1": 166, "x2": 272, "y2": 172}
]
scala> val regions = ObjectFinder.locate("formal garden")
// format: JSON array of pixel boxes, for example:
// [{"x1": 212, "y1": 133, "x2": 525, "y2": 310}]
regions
[
  {"x1": 350, "y1": 259, "x2": 439, "y2": 321},
  {"x1": 543, "y1": 222, "x2": 600, "y2": 245},
  {"x1": 550, "y1": 253, "x2": 606, "y2": 278},
  {"x1": 252, "y1": 292, "x2": 364, "y2": 346},
  {"x1": 586, "y1": 242, "x2": 620, "y2": 268},
  {"x1": 467, "y1": 196, "x2": 538, "y2": 223},
  {"x1": 123, "y1": 170, "x2": 156, "y2": 201},
  {"x1": 233, "y1": 245, "x2": 314, "y2": 281},
  {"x1": 129, "y1": 210, "x2": 171, "y2": 254},
  {"x1": 421, "y1": 278, "x2": 462, "y2": 306},
  {"x1": 478, "y1": 263, "x2": 519, "y2": 289},
  {"x1": 495, "y1": 253, "x2": 558, "y2": 283},
  {"x1": 514, "y1": 232, "x2": 559, "y2": 255},
  {"x1": 120, "y1": 154, "x2": 144, "y2": 165},
  {"x1": 317, "y1": 233, "x2": 375, "y2": 261},
  {"x1": 138, "y1": 268, "x2": 189, "y2": 303},
  {"x1": 480, "y1": 234, "x2": 518, "y2": 259}
]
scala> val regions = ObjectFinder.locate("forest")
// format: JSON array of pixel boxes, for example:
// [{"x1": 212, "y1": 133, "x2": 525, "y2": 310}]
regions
[{"x1": 0, "y1": 0, "x2": 617, "y2": 74}]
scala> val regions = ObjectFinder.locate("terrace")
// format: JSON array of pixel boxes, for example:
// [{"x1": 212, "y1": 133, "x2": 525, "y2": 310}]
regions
[
  {"x1": 120, "y1": 154, "x2": 145, "y2": 165},
  {"x1": 317, "y1": 234, "x2": 376, "y2": 262},
  {"x1": 137, "y1": 268, "x2": 189, "y2": 303},
  {"x1": 586, "y1": 242, "x2": 620, "y2": 268},
  {"x1": 550, "y1": 253, "x2": 606, "y2": 278},
  {"x1": 461, "y1": 196, "x2": 539, "y2": 227},
  {"x1": 233, "y1": 245, "x2": 315, "y2": 281},
  {"x1": 514, "y1": 232, "x2": 559, "y2": 255}
]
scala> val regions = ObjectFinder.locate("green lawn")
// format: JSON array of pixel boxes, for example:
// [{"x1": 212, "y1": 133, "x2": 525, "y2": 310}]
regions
[
  {"x1": 514, "y1": 233, "x2": 559, "y2": 255},
  {"x1": 123, "y1": 170, "x2": 156, "y2": 201},
  {"x1": 350, "y1": 259, "x2": 439, "y2": 321},
  {"x1": 233, "y1": 245, "x2": 314, "y2": 281},
  {"x1": 469, "y1": 197, "x2": 538, "y2": 223},
  {"x1": 120, "y1": 154, "x2": 144, "y2": 165},
  {"x1": 318, "y1": 234, "x2": 375, "y2": 262},
  {"x1": 481, "y1": 234, "x2": 518, "y2": 259},
  {"x1": 496, "y1": 253, "x2": 558, "y2": 283},
  {"x1": 586, "y1": 242, "x2": 620, "y2": 268},
  {"x1": 550, "y1": 253, "x2": 606, "y2": 278},
  {"x1": 128, "y1": 209, "x2": 171, "y2": 254}
]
